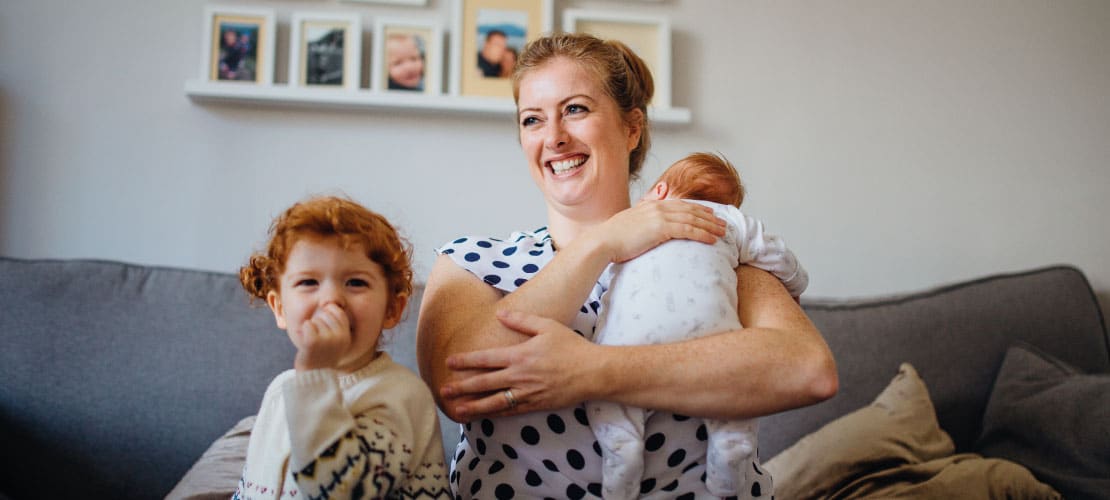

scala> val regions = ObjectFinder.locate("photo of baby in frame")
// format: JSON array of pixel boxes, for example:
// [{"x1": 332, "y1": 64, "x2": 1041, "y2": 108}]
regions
[{"x1": 373, "y1": 20, "x2": 442, "y2": 94}]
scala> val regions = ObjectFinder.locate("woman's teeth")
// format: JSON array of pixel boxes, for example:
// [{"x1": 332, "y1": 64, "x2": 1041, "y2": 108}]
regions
[{"x1": 551, "y1": 157, "x2": 585, "y2": 174}]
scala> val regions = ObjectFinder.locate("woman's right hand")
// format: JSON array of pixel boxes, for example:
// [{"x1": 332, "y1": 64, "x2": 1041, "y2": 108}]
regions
[{"x1": 592, "y1": 200, "x2": 727, "y2": 263}]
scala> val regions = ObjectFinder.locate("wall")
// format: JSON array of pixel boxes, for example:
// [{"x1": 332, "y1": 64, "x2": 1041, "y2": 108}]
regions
[{"x1": 2, "y1": 0, "x2": 1108, "y2": 318}]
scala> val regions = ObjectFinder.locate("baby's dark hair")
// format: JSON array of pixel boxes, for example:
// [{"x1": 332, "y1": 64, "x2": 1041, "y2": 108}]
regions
[
  {"x1": 657, "y1": 152, "x2": 745, "y2": 207},
  {"x1": 239, "y1": 196, "x2": 413, "y2": 314}
]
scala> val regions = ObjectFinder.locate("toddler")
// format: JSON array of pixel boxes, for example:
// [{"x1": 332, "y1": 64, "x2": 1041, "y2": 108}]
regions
[
  {"x1": 590, "y1": 153, "x2": 807, "y2": 499},
  {"x1": 234, "y1": 195, "x2": 449, "y2": 499}
]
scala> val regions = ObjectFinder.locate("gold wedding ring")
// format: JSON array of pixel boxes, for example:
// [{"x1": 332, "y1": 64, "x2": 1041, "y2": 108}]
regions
[{"x1": 503, "y1": 389, "x2": 518, "y2": 409}]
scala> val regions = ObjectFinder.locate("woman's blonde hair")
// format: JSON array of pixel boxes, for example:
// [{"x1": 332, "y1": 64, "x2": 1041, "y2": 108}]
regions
[{"x1": 512, "y1": 32, "x2": 654, "y2": 180}]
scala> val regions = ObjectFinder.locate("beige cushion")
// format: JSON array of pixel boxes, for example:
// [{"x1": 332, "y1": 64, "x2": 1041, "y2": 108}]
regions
[
  {"x1": 765, "y1": 363, "x2": 1060, "y2": 499},
  {"x1": 165, "y1": 416, "x2": 253, "y2": 500}
]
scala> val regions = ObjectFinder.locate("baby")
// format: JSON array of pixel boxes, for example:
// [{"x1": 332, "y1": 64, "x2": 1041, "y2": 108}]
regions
[
  {"x1": 386, "y1": 32, "x2": 425, "y2": 91},
  {"x1": 590, "y1": 153, "x2": 806, "y2": 499},
  {"x1": 234, "y1": 195, "x2": 449, "y2": 499}
]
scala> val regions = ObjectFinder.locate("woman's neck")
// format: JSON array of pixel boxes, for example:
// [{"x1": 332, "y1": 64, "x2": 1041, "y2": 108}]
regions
[{"x1": 545, "y1": 196, "x2": 631, "y2": 250}]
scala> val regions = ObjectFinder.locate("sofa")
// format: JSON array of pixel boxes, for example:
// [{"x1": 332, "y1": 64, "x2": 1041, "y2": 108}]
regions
[{"x1": 1, "y1": 256, "x2": 1106, "y2": 499}]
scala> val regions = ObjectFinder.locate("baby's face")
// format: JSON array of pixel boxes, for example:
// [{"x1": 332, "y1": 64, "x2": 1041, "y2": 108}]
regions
[{"x1": 387, "y1": 37, "x2": 424, "y2": 88}]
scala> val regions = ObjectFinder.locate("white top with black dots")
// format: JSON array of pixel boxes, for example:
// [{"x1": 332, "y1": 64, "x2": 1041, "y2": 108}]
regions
[{"x1": 437, "y1": 228, "x2": 773, "y2": 499}]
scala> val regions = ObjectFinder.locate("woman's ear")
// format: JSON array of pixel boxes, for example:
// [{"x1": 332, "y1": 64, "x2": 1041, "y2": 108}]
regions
[
  {"x1": 266, "y1": 290, "x2": 287, "y2": 330},
  {"x1": 625, "y1": 109, "x2": 645, "y2": 152}
]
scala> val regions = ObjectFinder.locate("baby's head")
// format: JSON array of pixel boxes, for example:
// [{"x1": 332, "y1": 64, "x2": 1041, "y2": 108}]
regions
[
  {"x1": 240, "y1": 195, "x2": 413, "y2": 325},
  {"x1": 386, "y1": 33, "x2": 425, "y2": 89},
  {"x1": 645, "y1": 152, "x2": 745, "y2": 207}
]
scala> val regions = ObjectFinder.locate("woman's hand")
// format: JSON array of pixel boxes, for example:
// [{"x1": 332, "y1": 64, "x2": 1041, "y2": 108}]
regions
[
  {"x1": 591, "y1": 200, "x2": 727, "y2": 263},
  {"x1": 440, "y1": 310, "x2": 599, "y2": 420}
]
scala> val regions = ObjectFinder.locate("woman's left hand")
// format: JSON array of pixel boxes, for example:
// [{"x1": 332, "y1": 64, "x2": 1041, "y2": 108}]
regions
[{"x1": 440, "y1": 310, "x2": 598, "y2": 420}]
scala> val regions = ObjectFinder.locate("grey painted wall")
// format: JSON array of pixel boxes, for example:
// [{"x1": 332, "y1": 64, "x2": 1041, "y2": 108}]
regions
[{"x1": 2, "y1": 1, "x2": 1108, "y2": 316}]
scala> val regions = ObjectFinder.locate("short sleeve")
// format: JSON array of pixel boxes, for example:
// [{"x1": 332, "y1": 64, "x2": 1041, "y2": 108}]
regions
[{"x1": 437, "y1": 227, "x2": 555, "y2": 294}]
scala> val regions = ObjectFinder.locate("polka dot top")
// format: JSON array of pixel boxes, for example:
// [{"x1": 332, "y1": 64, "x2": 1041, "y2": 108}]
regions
[{"x1": 438, "y1": 228, "x2": 767, "y2": 499}]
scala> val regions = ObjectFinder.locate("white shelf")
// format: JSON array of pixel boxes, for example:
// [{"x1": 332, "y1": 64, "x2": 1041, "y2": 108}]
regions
[{"x1": 184, "y1": 80, "x2": 692, "y2": 124}]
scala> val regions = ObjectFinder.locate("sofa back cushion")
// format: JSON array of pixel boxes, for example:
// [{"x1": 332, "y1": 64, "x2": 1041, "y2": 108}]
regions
[
  {"x1": 762, "y1": 265, "x2": 1110, "y2": 459},
  {"x1": 0, "y1": 257, "x2": 291, "y2": 499}
]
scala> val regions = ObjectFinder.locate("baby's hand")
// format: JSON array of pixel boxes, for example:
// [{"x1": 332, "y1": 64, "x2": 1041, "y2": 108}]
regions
[{"x1": 292, "y1": 303, "x2": 351, "y2": 371}]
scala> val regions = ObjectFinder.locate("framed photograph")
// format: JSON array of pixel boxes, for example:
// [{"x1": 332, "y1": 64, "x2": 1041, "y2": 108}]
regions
[
  {"x1": 563, "y1": 9, "x2": 671, "y2": 108},
  {"x1": 201, "y1": 5, "x2": 276, "y2": 84},
  {"x1": 342, "y1": 0, "x2": 427, "y2": 5},
  {"x1": 450, "y1": 0, "x2": 553, "y2": 98},
  {"x1": 372, "y1": 19, "x2": 443, "y2": 94},
  {"x1": 289, "y1": 12, "x2": 362, "y2": 90}
]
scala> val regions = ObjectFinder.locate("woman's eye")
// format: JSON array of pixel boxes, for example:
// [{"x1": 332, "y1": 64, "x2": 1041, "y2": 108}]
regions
[
  {"x1": 566, "y1": 104, "x2": 588, "y2": 114},
  {"x1": 520, "y1": 116, "x2": 539, "y2": 127}
]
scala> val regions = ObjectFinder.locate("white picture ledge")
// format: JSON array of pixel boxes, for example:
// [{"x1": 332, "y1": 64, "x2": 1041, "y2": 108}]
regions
[{"x1": 183, "y1": 79, "x2": 693, "y2": 124}]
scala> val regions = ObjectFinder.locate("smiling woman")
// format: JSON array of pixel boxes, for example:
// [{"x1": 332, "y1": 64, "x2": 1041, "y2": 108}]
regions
[{"x1": 416, "y1": 32, "x2": 837, "y2": 499}]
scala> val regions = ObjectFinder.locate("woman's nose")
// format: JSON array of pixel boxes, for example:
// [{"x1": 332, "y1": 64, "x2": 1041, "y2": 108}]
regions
[{"x1": 545, "y1": 120, "x2": 568, "y2": 149}]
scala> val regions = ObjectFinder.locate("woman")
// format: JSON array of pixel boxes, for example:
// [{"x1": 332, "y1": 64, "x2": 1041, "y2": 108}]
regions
[{"x1": 417, "y1": 33, "x2": 837, "y2": 499}]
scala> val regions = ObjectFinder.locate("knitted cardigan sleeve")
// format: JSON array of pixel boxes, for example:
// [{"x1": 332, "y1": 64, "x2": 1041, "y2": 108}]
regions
[{"x1": 282, "y1": 365, "x2": 451, "y2": 499}]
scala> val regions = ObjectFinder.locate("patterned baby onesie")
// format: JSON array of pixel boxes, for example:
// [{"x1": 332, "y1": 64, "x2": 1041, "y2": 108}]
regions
[{"x1": 589, "y1": 199, "x2": 806, "y2": 499}]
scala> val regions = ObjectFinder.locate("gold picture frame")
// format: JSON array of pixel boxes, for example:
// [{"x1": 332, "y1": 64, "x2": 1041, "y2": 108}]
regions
[
  {"x1": 450, "y1": 0, "x2": 553, "y2": 99},
  {"x1": 563, "y1": 9, "x2": 672, "y2": 108},
  {"x1": 201, "y1": 5, "x2": 276, "y2": 84}
]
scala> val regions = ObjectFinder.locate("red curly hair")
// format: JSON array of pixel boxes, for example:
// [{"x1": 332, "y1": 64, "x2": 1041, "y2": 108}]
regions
[
  {"x1": 239, "y1": 196, "x2": 413, "y2": 316},
  {"x1": 656, "y1": 152, "x2": 745, "y2": 208}
]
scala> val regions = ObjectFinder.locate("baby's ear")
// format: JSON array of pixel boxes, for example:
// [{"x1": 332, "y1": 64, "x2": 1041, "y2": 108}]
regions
[{"x1": 647, "y1": 181, "x2": 669, "y2": 200}]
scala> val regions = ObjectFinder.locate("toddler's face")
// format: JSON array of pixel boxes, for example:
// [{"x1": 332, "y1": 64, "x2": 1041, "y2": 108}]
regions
[
  {"x1": 387, "y1": 36, "x2": 425, "y2": 89},
  {"x1": 268, "y1": 235, "x2": 400, "y2": 373}
]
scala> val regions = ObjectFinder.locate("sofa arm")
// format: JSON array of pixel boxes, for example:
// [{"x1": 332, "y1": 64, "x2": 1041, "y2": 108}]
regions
[{"x1": 164, "y1": 416, "x2": 254, "y2": 500}]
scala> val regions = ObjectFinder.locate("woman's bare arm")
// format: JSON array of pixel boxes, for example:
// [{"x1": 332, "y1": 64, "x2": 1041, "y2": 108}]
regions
[
  {"x1": 417, "y1": 201, "x2": 728, "y2": 421},
  {"x1": 443, "y1": 265, "x2": 838, "y2": 420}
]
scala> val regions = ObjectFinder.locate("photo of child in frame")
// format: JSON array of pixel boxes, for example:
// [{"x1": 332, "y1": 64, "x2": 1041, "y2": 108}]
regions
[
  {"x1": 385, "y1": 29, "x2": 427, "y2": 91},
  {"x1": 475, "y1": 9, "x2": 526, "y2": 79},
  {"x1": 215, "y1": 20, "x2": 260, "y2": 81}
]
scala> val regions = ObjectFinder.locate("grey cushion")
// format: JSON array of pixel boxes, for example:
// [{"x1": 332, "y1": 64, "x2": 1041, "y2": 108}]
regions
[
  {"x1": 975, "y1": 343, "x2": 1110, "y2": 499},
  {"x1": 763, "y1": 266, "x2": 1110, "y2": 459},
  {"x1": 0, "y1": 257, "x2": 292, "y2": 499}
]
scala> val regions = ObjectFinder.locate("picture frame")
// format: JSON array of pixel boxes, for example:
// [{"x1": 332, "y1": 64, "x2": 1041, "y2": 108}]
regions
[
  {"x1": 562, "y1": 9, "x2": 672, "y2": 108},
  {"x1": 289, "y1": 12, "x2": 362, "y2": 90},
  {"x1": 341, "y1": 0, "x2": 427, "y2": 5},
  {"x1": 372, "y1": 18, "x2": 443, "y2": 94},
  {"x1": 201, "y1": 5, "x2": 276, "y2": 84},
  {"x1": 450, "y1": 0, "x2": 553, "y2": 99}
]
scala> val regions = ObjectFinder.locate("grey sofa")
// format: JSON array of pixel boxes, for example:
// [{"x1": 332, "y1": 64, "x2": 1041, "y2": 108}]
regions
[{"x1": 1, "y1": 256, "x2": 1106, "y2": 499}]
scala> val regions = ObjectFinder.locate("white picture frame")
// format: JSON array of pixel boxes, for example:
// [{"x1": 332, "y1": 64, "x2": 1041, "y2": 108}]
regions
[
  {"x1": 289, "y1": 12, "x2": 362, "y2": 90},
  {"x1": 372, "y1": 18, "x2": 443, "y2": 94},
  {"x1": 562, "y1": 9, "x2": 672, "y2": 108},
  {"x1": 449, "y1": 0, "x2": 553, "y2": 99},
  {"x1": 342, "y1": 0, "x2": 427, "y2": 5},
  {"x1": 201, "y1": 5, "x2": 276, "y2": 84}
]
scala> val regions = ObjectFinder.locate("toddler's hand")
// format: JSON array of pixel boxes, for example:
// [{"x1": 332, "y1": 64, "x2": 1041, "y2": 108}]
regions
[{"x1": 292, "y1": 303, "x2": 351, "y2": 371}]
